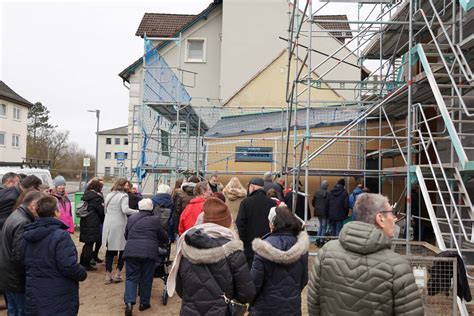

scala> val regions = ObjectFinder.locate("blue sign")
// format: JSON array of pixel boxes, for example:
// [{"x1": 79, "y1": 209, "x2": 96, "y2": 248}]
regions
[
  {"x1": 235, "y1": 147, "x2": 273, "y2": 162},
  {"x1": 116, "y1": 152, "x2": 126, "y2": 161}
]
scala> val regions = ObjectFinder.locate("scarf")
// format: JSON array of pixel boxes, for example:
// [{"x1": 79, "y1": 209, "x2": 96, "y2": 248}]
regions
[{"x1": 166, "y1": 223, "x2": 237, "y2": 297}]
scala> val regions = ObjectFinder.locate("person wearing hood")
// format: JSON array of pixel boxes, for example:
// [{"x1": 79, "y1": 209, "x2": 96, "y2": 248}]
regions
[
  {"x1": 49, "y1": 175, "x2": 74, "y2": 234},
  {"x1": 222, "y1": 177, "x2": 247, "y2": 223},
  {"x1": 173, "y1": 176, "x2": 199, "y2": 235},
  {"x1": 308, "y1": 193, "x2": 423, "y2": 315},
  {"x1": 250, "y1": 206, "x2": 309, "y2": 315},
  {"x1": 79, "y1": 179, "x2": 105, "y2": 270},
  {"x1": 23, "y1": 196, "x2": 87, "y2": 315},
  {"x1": 312, "y1": 180, "x2": 329, "y2": 247},
  {"x1": 178, "y1": 181, "x2": 210, "y2": 235},
  {"x1": 326, "y1": 178, "x2": 349, "y2": 237},
  {"x1": 128, "y1": 183, "x2": 142, "y2": 210},
  {"x1": 167, "y1": 197, "x2": 256, "y2": 315},
  {"x1": 0, "y1": 190, "x2": 44, "y2": 315},
  {"x1": 123, "y1": 198, "x2": 169, "y2": 315},
  {"x1": 151, "y1": 184, "x2": 174, "y2": 240},
  {"x1": 236, "y1": 177, "x2": 277, "y2": 267}
]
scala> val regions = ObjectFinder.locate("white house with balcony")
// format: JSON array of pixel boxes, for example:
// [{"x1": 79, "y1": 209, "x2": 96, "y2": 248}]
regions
[
  {"x1": 97, "y1": 126, "x2": 131, "y2": 178},
  {"x1": 0, "y1": 81, "x2": 32, "y2": 163}
]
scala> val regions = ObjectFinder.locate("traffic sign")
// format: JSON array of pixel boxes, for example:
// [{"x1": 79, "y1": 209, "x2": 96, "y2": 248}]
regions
[
  {"x1": 83, "y1": 157, "x2": 91, "y2": 167},
  {"x1": 116, "y1": 152, "x2": 126, "y2": 161}
]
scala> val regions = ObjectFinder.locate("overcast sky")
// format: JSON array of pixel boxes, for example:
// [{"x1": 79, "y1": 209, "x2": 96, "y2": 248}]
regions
[{"x1": 1, "y1": 0, "x2": 367, "y2": 155}]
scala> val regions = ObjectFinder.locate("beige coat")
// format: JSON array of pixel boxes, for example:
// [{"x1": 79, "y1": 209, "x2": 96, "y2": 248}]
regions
[{"x1": 223, "y1": 188, "x2": 247, "y2": 222}]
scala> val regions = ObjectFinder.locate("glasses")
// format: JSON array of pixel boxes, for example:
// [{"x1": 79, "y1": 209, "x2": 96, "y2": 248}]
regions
[
  {"x1": 380, "y1": 209, "x2": 406, "y2": 222},
  {"x1": 380, "y1": 210, "x2": 400, "y2": 216}
]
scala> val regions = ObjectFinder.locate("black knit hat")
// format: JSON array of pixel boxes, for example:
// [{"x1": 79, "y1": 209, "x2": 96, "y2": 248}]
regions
[{"x1": 249, "y1": 177, "x2": 264, "y2": 187}]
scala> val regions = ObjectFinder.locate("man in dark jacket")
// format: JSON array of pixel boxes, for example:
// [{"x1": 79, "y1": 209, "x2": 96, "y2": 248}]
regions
[
  {"x1": 0, "y1": 172, "x2": 20, "y2": 190},
  {"x1": 236, "y1": 177, "x2": 276, "y2": 267},
  {"x1": 312, "y1": 180, "x2": 329, "y2": 246},
  {"x1": 0, "y1": 175, "x2": 42, "y2": 231},
  {"x1": 23, "y1": 196, "x2": 87, "y2": 315},
  {"x1": 123, "y1": 198, "x2": 168, "y2": 314},
  {"x1": 208, "y1": 174, "x2": 222, "y2": 193},
  {"x1": 327, "y1": 178, "x2": 349, "y2": 237},
  {"x1": 0, "y1": 191, "x2": 43, "y2": 315},
  {"x1": 263, "y1": 172, "x2": 284, "y2": 201}
]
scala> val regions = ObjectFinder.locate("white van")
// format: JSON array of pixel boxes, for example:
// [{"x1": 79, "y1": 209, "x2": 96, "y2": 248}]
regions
[{"x1": 0, "y1": 167, "x2": 54, "y2": 188}]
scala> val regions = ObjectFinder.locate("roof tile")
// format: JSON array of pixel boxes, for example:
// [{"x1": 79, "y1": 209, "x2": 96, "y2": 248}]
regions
[
  {"x1": 0, "y1": 81, "x2": 32, "y2": 107},
  {"x1": 135, "y1": 13, "x2": 197, "y2": 38}
]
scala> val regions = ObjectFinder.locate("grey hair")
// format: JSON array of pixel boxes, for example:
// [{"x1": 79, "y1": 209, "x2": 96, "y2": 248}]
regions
[{"x1": 354, "y1": 193, "x2": 389, "y2": 224}]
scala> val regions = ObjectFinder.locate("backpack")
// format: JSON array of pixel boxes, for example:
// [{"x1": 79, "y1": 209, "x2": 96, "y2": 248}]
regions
[
  {"x1": 75, "y1": 200, "x2": 91, "y2": 218},
  {"x1": 153, "y1": 205, "x2": 172, "y2": 231}
]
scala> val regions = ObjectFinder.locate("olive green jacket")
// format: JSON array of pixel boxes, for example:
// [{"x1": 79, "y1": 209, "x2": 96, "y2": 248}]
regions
[{"x1": 308, "y1": 221, "x2": 423, "y2": 315}]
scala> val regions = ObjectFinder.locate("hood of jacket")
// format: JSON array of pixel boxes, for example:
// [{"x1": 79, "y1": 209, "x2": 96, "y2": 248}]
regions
[
  {"x1": 182, "y1": 228, "x2": 243, "y2": 264},
  {"x1": 223, "y1": 187, "x2": 247, "y2": 201},
  {"x1": 82, "y1": 190, "x2": 102, "y2": 202},
  {"x1": 339, "y1": 221, "x2": 391, "y2": 255},
  {"x1": 314, "y1": 189, "x2": 328, "y2": 199},
  {"x1": 252, "y1": 231, "x2": 309, "y2": 265},
  {"x1": 181, "y1": 182, "x2": 196, "y2": 196},
  {"x1": 320, "y1": 180, "x2": 329, "y2": 190},
  {"x1": 249, "y1": 188, "x2": 266, "y2": 198},
  {"x1": 330, "y1": 184, "x2": 346, "y2": 197},
  {"x1": 152, "y1": 193, "x2": 173, "y2": 208},
  {"x1": 23, "y1": 217, "x2": 68, "y2": 243}
]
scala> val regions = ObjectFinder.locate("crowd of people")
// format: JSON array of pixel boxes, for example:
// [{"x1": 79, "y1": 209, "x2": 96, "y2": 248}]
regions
[{"x1": 0, "y1": 171, "x2": 424, "y2": 315}]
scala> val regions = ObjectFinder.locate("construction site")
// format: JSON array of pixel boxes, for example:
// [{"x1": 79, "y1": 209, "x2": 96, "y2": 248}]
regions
[{"x1": 114, "y1": 0, "x2": 474, "y2": 314}]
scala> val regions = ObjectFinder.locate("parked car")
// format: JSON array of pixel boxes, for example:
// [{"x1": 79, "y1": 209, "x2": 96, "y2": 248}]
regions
[{"x1": 0, "y1": 167, "x2": 54, "y2": 187}]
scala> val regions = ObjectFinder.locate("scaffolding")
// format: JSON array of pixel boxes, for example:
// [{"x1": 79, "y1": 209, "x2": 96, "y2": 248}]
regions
[{"x1": 286, "y1": 0, "x2": 473, "y2": 313}]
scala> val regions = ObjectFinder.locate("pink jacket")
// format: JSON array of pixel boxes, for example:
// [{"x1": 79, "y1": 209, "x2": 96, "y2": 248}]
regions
[{"x1": 50, "y1": 190, "x2": 74, "y2": 233}]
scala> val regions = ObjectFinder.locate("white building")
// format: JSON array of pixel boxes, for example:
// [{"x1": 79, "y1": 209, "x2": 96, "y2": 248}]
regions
[
  {"x1": 97, "y1": 126, "x2": 130, "y2": 178},
  {"x1": 0, "y1": 81, "x2": 32, "y2": 163}
]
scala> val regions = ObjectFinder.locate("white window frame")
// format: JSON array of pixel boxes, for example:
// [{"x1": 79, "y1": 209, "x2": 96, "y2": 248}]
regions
[
  {"x1": 104, "y1": 167, "x2": 111, "y2": 177},
  {"x1": 0, "y1": 104, "x2": 6, "y2": 117},
  {"x1": 12, "y1": 134, "x2": 20, "y2": 148},
  {"x1": 0, "y1": 132, "x2": 5, "y2": 146},
  {"x1": 185, "y1": 38, "x2": 206, "y2": 63},
  {"x1": 13, "y1": 107, "x2": 20, "y2": 121}
]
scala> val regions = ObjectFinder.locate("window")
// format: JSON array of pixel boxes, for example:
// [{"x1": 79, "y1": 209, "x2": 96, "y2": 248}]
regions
[
  {"x1": 104, "y1": 167, "x2": 111, "y2": 177},
  {"x1": 12, "y1": 134, "x2": 20, "y2": 148},
  {"x1": 124, "y1": 138, "x2": 129, "y2": 145},
  {"x1": 161, "y1": 130, "x2": 170, "y2": 156},
  {"x1": 113, "y1": 167, "x2": 119, "y2": 176},
  {"x1": 115, "y1": 138, "x2": 120, "y2": 145},
  {"x1": 13, "y1": 107, "x2": 20, "y2": 120},
  {"x1": 0, "y1": 104, "x2": 6, "y2": 117},
  {"x1": 186, "y1": 39, "x2": 206, "y2": 63},
  {"x1": 105, "y1": 152, "x2": 111, "y2": 159},
  {"x1": 106, "y1": 137, "x2": 112, "y2": 145},
  {"x1": 124, "y1": 153, "x2": 128, "y2": 159},
  {"x1": 0, "y1": 132, "x2": 5, "y2": 146}
]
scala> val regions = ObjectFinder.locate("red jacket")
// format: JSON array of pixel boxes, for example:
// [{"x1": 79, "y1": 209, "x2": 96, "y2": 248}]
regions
[{"x1": 179, "y1": 197, "x2": 207, "y2": 235}]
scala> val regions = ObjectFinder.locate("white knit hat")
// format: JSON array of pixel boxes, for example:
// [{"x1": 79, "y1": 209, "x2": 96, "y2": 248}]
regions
[
  {"x1": 268, "y1": 206, "x2": 277, "y2": 224},
  {"x1": 157, "y1": 184, "x2": 171, "y2": 195},
  {"x1": 138, "y1": 198, "x2": 154, "y2": 211}
]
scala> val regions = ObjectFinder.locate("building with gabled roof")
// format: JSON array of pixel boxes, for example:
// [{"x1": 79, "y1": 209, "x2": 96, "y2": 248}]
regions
[{"x1": 0, "y1": 81, "x2": 33, "y2": 163}]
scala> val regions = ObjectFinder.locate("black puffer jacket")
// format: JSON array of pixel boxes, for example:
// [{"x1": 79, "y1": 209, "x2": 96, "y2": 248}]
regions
[
  {"x1": 123, "y1": 210, "x2": 169, "y2": 260},
  {"x1": 250, "y1": 231, "x2": 309, "y2": 315},
  {"x1": 312, "y1": 182, "x2": 329, "y2": 218},
  {"x1": 236, "y1": 189, "x2": 276, "y2": 264},
  {"x1": 176, "y1": 228, "x2": 256, "y2": 315},
  {"x1": 327, "y1": 184, "x2": 349, "y2": 221},
  {"x1": 0, "y1": 185, "x2": 21, "y2": 231},
  {"x1": 0, "y1": 205, "x2": 36, "y2": 292},
  {"x1": 79, "y1": 190, "x2": 104, "y2": 243}
]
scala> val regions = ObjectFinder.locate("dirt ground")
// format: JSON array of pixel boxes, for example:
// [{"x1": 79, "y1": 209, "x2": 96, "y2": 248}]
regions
[{"x1": 74, "y1": 233, "x2": 315, "y2": 315}]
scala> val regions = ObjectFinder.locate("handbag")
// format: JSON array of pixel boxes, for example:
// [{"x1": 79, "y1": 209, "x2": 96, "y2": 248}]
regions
[
  {"x1": 75, "y1": 200, "x2": 91, "y2": 218},
  {"x1": 222, "y1": 292, "x2": 248, "y2": 316}
]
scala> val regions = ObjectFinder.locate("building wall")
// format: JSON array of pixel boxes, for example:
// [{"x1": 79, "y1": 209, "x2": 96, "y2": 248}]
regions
[
  {"x1": 224, "y1": 52, "x2": 343, "y2": 107},
  {"x1": 220, "y1": 0, "x2": 288, "y2": 102},
  {"x1": 0, "y1": 98, "x2": 28, "y2": 162},
  {"x1": 97, "y1": 133, "x2": 130, "y2": 178}
]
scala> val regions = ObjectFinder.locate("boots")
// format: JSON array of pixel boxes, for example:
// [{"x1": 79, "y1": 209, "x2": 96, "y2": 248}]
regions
[
  {"x1": 125, "y1": 303, "x2": 133, "y2": 316},
  {"x1": 104, "y1": 272, "x2": 112, "y2": 285},
  {"x1": 112, "y1": 269, "x2": 123, "y2": 283}
]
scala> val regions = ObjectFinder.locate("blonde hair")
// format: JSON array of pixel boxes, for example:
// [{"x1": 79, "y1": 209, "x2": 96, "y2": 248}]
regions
[{"x1": 224, "y1": 177, "x2": 246, "y2": 191}]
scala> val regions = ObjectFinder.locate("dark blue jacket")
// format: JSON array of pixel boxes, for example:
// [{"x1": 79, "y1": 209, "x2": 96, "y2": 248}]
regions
[
  {"x1": 123, "y1": 210, "x2": 169, "y2": 260},
  {"x1": 327, "y1": 184, "x2": 349, "y2": 221},
  {"x1": 250, "y1": 231, "x2": 309, "y2": 316},
  {"x1": 23, "y1": 217, "x2": 87, "y2": 316},
  {"x1": 151, "y1": 193, "x2": 173, "y2": 209},
  {"x1": 350, "y1": 187, "x2": 364, "y2": 220}
]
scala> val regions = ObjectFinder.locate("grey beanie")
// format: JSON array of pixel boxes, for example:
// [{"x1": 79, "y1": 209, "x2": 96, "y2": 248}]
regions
[
  {"x1": 53, "y1": 175, "x2": 66, "y2": 187},
  {"x1": 320, "y1": 180, "x2": 329, "y2": 190}
]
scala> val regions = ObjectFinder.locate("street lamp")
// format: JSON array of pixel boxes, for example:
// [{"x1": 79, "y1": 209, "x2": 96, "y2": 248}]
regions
[{"x1": 87, "y1": 109, "x2": 100, "y2": 178}]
